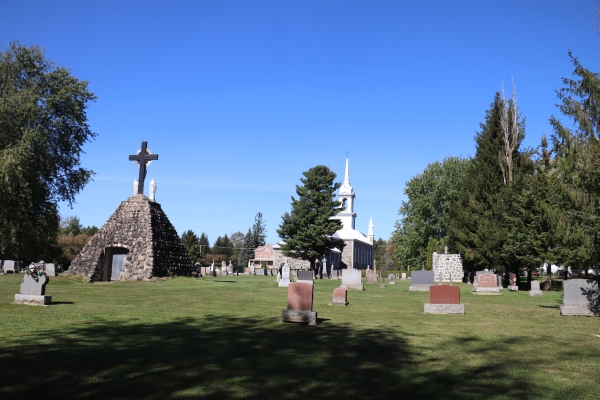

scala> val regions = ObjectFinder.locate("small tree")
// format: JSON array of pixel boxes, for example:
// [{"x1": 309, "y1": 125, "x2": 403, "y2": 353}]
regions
[{"x1": 277, "y1": 165, "x2": 344, "y2": 270}]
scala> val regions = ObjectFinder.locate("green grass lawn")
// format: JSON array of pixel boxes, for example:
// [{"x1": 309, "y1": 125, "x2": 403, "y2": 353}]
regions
[{"x1": 0, "y1": 273, "x2": 598, "y2": 400}]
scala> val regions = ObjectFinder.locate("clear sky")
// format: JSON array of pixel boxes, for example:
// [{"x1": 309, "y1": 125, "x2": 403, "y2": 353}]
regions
[{"x1": 2, "y1": 1, "x2": 600, "y2": 246}]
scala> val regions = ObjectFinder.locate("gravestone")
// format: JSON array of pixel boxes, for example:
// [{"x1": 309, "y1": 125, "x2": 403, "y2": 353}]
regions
[
  {"x1": 329, "y1": 287, "x2": 348, "y2": 306},
  {"x1": 227, "y1": 262, "x2": 233, "y2": 275},
  {"x1": 297, "y1": 270, "x2": 314, "y2": 284},
  {"x1": 473, "y1": 273, "x2": 501, "y2": 294},
  {"x1": 45, "y1": 263, "x2": 58, "y2": 277},
  {"x1": 560, "y1": 279, "x2": 599, "y2": 316},
  {"x1": 508, "y1": 273, "x2": 519, "y2": 291},
  {"x1": 3, "y1": 260, "x2": 18, "y2": 274},
  {"x1": 401, "y1": 272, "x2": 407, "y2": 280},
  {"x1": 389, "y1": 274, "x2": 396, "y2": 285},
  {"x1": 278, "y1": 263, "x2": 291, "y2": 288},
  {"x1": 409, "y1": 270, "x2": 435, "y2": 291},
  {"x1": 340, "y1": 268, "x2": 363, "y2": 291},
  {"x1": 331, "y1": 270, "x2": 339, "y2": 279},
  {"x1": 367, "y1": 269, "x2": 378, "y2": 283},
  {"x1": 14, "y1": 273, "x2": 52, "y2": 306},
  {"x1": 424, "y1": 285, "x2": 464, "y2": 314},
  {"x1": 244, "y1": 267, "x2": 250, "y2": 275},
  {"x1": 529, "y1": 280, "x2": 543, "y2": 297},
  {"x1": 222, "y1": 261, "x2": 227, "y2": 275},
  {"x1": 281, "y1": 282, "x2": 317, "y2": 325}
]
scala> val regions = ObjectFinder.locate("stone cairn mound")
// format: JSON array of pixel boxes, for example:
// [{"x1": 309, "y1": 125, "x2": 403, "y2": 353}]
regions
[{"x1": 69, "y1": 195, "x2": 194, "y2": 281}]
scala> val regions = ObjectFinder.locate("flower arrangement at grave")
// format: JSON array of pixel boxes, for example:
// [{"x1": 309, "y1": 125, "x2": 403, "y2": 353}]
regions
[{"x1": 24, "y1": 261, "x2": 48, "y2": 283}]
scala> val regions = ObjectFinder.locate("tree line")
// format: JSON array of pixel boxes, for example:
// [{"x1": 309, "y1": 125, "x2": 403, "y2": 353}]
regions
[
  {"x1": 180, "y1": 212, "x2": 267, "y2": 266},
  {"x1": 392, "y1": 54, "x2": 600, "y2": 289}
]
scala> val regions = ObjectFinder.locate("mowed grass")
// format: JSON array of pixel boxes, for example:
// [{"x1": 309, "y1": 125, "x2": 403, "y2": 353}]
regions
[{"x1": 0, "y1": 273, "x2": 599, "y2": 400}]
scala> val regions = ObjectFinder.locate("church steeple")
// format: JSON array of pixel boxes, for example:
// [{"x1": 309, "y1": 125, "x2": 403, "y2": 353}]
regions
[
  {"x1": 337, "y1": 157, "x2": 356, "y2": 230},
  {"x1": 368, "y1": 217, "x2": 374, "y2": 244}
]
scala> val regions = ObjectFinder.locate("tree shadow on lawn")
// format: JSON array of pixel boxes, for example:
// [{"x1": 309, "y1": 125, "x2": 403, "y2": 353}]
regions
[{"x1": 0, "y1": 317, "x2": 545, "y2": 400}]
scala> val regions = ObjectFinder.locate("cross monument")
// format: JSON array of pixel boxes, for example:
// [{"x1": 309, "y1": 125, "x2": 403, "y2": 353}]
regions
[{"x1": 129, "y1": 141, "x2": 159, "y2": 195}]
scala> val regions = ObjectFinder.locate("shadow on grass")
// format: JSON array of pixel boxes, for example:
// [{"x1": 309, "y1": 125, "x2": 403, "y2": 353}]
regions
[
  {"x1": 0, "y1": 317, "x2": 544, "y2": 400},
  {"x1": 50, "y1": 301, "x2": 75, "y2": 305}
]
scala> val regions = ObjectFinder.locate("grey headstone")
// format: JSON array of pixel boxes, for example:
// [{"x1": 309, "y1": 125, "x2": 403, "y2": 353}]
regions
[
  {"x1": 3, "y1": 260, "x2": 16, "y2": 273},
  {"x1": 298, "y1": 270, "x2": 313, "y2": 281},
  {"x1": 20, "y1": 274, "x2": 49, "y2": 296},
  {"x1": 411, "y1": 270, "x2": 435, "y2": 285},
  {"x1": 562, "y1": 279, "x2": 598, "y2": 308},
  {"x1": 531, "y1": 281, "x2": 540, "y2": 291},
  {"x1": 45, "y1": 263, "x2": 57, "y2": 277}
]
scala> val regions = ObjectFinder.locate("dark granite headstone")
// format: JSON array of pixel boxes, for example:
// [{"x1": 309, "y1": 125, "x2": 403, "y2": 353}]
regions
[
  {"x1": 411, "y1": 270, "x2": 435, "y2": 285},
  {"x1": 297, "y1": 270, "x2": 313, "y2": 281}
]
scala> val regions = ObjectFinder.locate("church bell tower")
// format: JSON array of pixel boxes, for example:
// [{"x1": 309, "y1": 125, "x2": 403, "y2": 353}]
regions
[{"x1": 338, "y1": 157, "x2": 357, "y2": 230}]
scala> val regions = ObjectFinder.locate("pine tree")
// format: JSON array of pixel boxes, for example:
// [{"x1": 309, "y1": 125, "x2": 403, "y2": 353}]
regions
[
  {"x1": 277, "y1": 165, "x2": 344, "y2": 270},
  {"x1": 198, "y1": 232, "x2": 210, "y2": 265},
  {"x1": 181, "y1": 230, "x2": 200, "y2": 262},
  {"x1": 447, "y1": 92, "x2": 525, "y2": 273},
  {"x1": 251, "y1": 212, "x2": 267, "y2": 248},
  {"x1": 238, "y1": 228, "x2": 254, "y2": 266}
]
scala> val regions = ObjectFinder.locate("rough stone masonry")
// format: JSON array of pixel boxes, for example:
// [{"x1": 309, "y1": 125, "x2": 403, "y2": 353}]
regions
[
  {"x1": 69, "y1": 194, "x2": 194, "y2": 281},
  {"x1": 432, "y1": 250, "x2": 463, "y2": 282}
]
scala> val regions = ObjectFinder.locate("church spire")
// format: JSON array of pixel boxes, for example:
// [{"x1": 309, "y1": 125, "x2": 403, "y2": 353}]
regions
[
  {"x1": 368, "y1": 217, "x2": 374, "y2": 244},
  {"x1": 339, "y1": 156, "x2": 353, "y2": 195}
]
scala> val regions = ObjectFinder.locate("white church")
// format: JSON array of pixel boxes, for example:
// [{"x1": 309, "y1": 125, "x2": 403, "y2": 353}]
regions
[
  {"x1": 331, "y1": 157, "x2": 374, "y2": 270},
  {"x1": 252, "y1": 157, "x2": 374, "y2": 271}
]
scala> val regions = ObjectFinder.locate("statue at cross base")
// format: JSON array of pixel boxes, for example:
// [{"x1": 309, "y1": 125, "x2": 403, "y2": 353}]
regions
[{"x1": 129, "y1": 141, "x2": 159, "y2": 196}]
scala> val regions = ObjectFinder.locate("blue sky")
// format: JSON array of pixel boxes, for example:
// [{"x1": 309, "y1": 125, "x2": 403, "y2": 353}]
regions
[{"x1": 2, "y1": 1, "x2": 600, "y2": 245}]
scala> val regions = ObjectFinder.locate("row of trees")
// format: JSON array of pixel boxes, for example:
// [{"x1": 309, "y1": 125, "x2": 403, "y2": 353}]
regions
[
  {"x1": 180, "y1": 212, "x2": 267, "y2": 266},
  {"x1": 392, "y1": 54, "x2": 600, "y2": 288}
]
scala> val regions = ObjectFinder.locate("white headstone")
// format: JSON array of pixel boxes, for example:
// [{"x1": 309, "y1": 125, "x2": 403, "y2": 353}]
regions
[
  {"x1": 279, "y1": 263, "x2": 291, "y2": 287},
  {"x1": 341, "y1": 268, "x2": 363, "y2": 291}
]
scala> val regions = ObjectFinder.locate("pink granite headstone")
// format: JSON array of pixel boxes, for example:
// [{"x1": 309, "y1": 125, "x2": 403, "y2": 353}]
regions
[
  {"x1": 429, "y1": 285, "x2": 460, "y2": 304},
  {"x1": 478, "y1": 274, "x2": 497, "y2": 288},
  {"x1": 330, "y1": 287, "x2": 348, "y2": 305},
  {"x1": 287, "y1": 282, "x2": 313, "y2": 311}
]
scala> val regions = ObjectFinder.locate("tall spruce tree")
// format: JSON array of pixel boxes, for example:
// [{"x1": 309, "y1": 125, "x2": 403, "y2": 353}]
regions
[
  {"x1": 238, "y1": 228, "x2": 254, "y2": 266},
  {"x1": 447, "y1": 92, "x2": 525, "y2": 273},
  {"x1": 251, "y1": 212, "x2": 267, "y2": 248},
  {"x1": 198, "y1": 232, "x2": 210, "y2": 265},
  {"x1": 277, "y1": 165, "x2": 344, "y2": 270},
  {"x1": 181, "y1": 230, "x2": 200, "y2": 262},
  {"x1": 548, "y1": 53, "x2": 600, "y2": 273}
]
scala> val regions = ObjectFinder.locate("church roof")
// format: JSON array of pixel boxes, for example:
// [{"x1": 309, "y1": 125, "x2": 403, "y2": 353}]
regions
[{"x1": 333, "y1": 226, "x2": 372, "y2": 245}]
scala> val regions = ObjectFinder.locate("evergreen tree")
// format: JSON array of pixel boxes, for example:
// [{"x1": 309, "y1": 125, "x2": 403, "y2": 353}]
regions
[
  {"x1": 277, "y1": 165, "x2": 344, "y2": 270},
  {"x1": 198, "y1": 232, "x2": 210, "y2": 265},
  {"x1": 548, "y1": 53, "x2": 600, "y2": 273},
  {"x1": 447, "y1": 92, "x2": 526, "y2": 273},
  {"x1": 238, "y1": 228, "x2": 254, "y2": 266},
  {"x1": 251, "y1": 212, "x2": 267, "y2": 248},
  {"x1": 181, "y1": 230, "x2": 200, "y2": 262}
]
